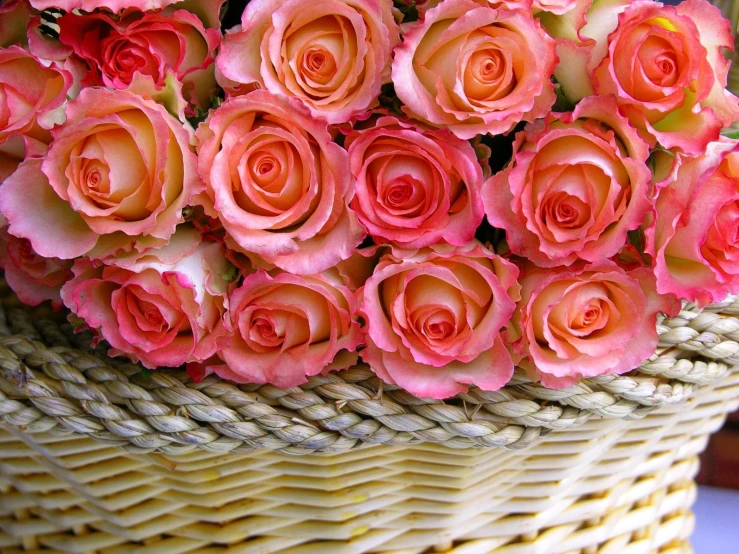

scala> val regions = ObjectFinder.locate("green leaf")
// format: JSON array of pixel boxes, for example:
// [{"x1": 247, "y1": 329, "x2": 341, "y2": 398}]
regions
[
  {"x1": 140, "y1": 368, "x2": 154, "y2": 381},
  {"x1": 221, "y1": 262, "x2": 239, "y2": 282}
]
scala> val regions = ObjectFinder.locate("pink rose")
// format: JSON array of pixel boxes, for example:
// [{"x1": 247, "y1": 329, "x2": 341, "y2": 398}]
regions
[
  {"x1": 0, "y1": 0, "x2": 32, "y2": 48},
  {"x1": 345, "y1": 115, "x2": 484, "y2": 249},
  {"x1": 509, "y1": 260, "x2": 680, "y2": 389},
  {"x1": 30, "y1": 0, "x2": 180, "y2": 11},
  {"x1": 0, "y1": 46, "x2": 73, "y2": 144},
  {"x1": 360, "y1": 243, "x2": 520, "y2": 399},
  {"x1": 0, "y1": 88, "x2": 202, "y2": 260},
  {"x1": 645, "y1": 139, "x2": 739, "y2": 306},
  {"x1": 60, "y1": 232, "x2": 230, "y2": 369},
  {"x1": 483, "y1": 95, "x2": 652, "y2": 267},
  {"x1": 0, "y1": 134, "x2": 45, "y2": 183},
  {"x1": 217, "y1": 0, "x2": 400, "y2": 124},
  {"x1": 554, "y1": 0, "x2": 739, "y2": 155},
  {"x1": 199, "y1": 269, "x2": 363, "y2": 387},
  {"x1": 195, "y1": 90, "x2": 365, "y2": 274},
  {"x1": 57, "y1": 9, "x2": 220, "y2": 110},
  {"x1": 392, "y1": 0, "x2": 557, "y2": 139},
  {"x1": 0, "y1": 227, "x2": 72, "y2": 310}
]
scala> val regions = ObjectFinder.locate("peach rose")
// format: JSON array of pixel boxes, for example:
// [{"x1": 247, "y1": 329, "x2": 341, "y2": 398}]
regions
[
  {"x1": 483, "y1": 95, "x2": 653, "y2": 267},
  {"x1": 60, "y1": 233, "x2": 230, "y2": 369},
  {"x1": 198, "y1": 269, "x2": 363, "y2": 387},
  {"x1": 0, "y1": 225, "x2": 72, "y2": 310},
  {"x1": 645, "y1": 139, "x2": 739, "y2": 306},
  {"x1": 360, "y1": 243, "x2": 520, "y2": 399},
  {"x1": 0, "y1": 46, "x2": 72, "y2": 144},
  {"x1": 345, "y1": 115, "x2": 484, "y2": 249},
  {"x1": 509, "y1": 260, "x2": 680, "y2": 389},
  {"x1": 217, "y1": 0, "x2": 400, "y2": 124},
  {"x1": 0, "y1": 88, "x2": 201, "y2": 260},
  {"x1": 57, "y1": 9, "x2": 220, "y2": 110},
  {"x1": 392, "y1": 0, "x2": 557, "y2": 139},
  {"x1": 553, "y1": 0, "x2": 739, "y2": 155},
  {"x1": 195, "y1": 90, "x2": 365, "y2": 274}
]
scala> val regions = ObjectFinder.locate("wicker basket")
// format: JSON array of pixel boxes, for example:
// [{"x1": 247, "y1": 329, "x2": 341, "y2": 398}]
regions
[{"x1": 3, "y1": 2, "x2": 739, "y2": 552}]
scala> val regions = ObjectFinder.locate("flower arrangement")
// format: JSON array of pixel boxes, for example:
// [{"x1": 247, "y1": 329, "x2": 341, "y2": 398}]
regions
[{"x1": 0, "y1": 0, "x2": 737, "y2": 400}]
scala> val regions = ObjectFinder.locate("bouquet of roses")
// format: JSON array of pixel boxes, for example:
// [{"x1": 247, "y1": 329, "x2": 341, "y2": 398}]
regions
[{"x1": 0, "y1": 0, "x2": 737, "y2": 399}]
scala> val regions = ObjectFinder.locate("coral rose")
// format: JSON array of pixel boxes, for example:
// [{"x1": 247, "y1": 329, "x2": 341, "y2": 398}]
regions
[
  {"x1": 345, "y1": 115, "x2": 484, "y2": 249},
  {"x1": 509, "y1": 260, "x2": 680, "y2": 389},
  {"x1": 57, "y1": 9, "x2": 220, "y2": 110},
  {"x1": 483, "y1": 95, "x2": 653, "y2": 267},
  {"x1": 0, "y1": 88, "x2": 201, "y2": 260},
  {"x1": 645, "y1": 139, "x2": 739, "y2": 306},
  {"x1": 0, "y1": 223, "x2": 72, "y2": 310},
  {"x1": 60, "y1": 231, "x2": 230, "y2": 369},
  {"x1": 552, "y1": 0, "x2": 739, "y2": 155},
  {"x1": 197, "y1": 269, "x2": 364, "y2": 387},
  {"x1": 392, "y1": 0, "x2": 557, "y2": 139},
  {"x1": 360, "y1": 243, "x2": 520, "y2": 399},
  {"x1": 195, "y1": 90, "x2": 365, "y2": 274},
  {"x1": 0, "y1": 46, "x2": 72, "y2": 144},
  {"x1": 217, "y1": 0, "x2": 399, "y2": 124}
]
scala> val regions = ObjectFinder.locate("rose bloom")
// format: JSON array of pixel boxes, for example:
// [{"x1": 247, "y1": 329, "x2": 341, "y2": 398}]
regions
[
  {"x1": 217, "y1": 0, "x2": 399, "y2": 124},
  {"x1": 195, "y1": 90, "x2": 365, "y2": 274},
  {"x1": 483, "y1": 95, "x2": 653, "y2": 267},
  {"x1": 0, "y1": 223, "x2": 72, "y2": 310},
  {"x1": 193, "y1": 269, "x2": 363, "y2": 387},
  {"x1": 61, "y1": 233, "x2": 230, "y2": 369},
  {"x1": 0, "y1": 88, "x2": 201, "y2": 261},
  {"x1": 360, "y1": 243, "x2": 520, "y2": 399},
  {"x1": 392, "y1": 0, "x2": 557, "y2": 139},
  {"x1": 345, "y1": 115, "x2": 484, "y2": 249},
  {"x1": 509, "y1": 260, "x2": 680, "y2": 389},
  {"x1": 57, "y1": 10, "x2": 220, "y2": 110},
  {"x1": 645, "y1": 139, "x2": 739, "y2": 306},
  {"x1": 30, "y1": 0, "x2": 179, "y2": 10},
  {"x1": 553, "y1": 0, "x2": 739, "y2": 155},
  {"x1": 413, "y1": 0, "x2": 578, "y2": 16},
  {"x1": 0, "y1": 46, "x2": 72, "y2": 144},
  {"x1": 0, "y1": 134, "x2": 45, "y2": 183}
]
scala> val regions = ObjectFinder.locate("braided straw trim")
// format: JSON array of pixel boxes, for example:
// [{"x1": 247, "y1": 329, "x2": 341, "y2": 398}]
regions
[{"x1": 0, "y1": 292, "x2": 738, "y2": 455}]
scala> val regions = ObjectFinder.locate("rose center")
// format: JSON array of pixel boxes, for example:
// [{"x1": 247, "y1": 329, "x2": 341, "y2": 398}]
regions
[
  {"x1": 569, "y1": 298, "x2": 609, "y2": 335},
  {"x1": 300, "y1": 45, "x2": 337, "y2": 84},
  {"x1": 542, "y1": 191, "x2": 590, "y2": 229},
  {"x1": 469, "y1": 49, "x2": 506, "y2": 86}
]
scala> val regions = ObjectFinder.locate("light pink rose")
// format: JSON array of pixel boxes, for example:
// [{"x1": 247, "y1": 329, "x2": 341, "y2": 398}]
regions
[
  {"x1": 509, "y1": 260, "x2": 680, "y2": 389},
  {"x1": 0, "y1": 134, "x2": 46, "y2": 183},
  {"x1": 645, "y1": 139, "x2": 739, "y2": 306},
  {"x1": 217, "y1": 0, "x2": 400, "y2": 124},
  {"x1": 0, "y1": 88, "x2": 202, "y2": 260},
  {"x1": 195, "y1": 90, "x2": 365, "y2": 274},
  {"x1": 392, "y1": 0, "x2": 557, "y2": 139},
  {"x1": 0, "y1": 0, "x2": 32, "y2": 48},
  {"x1": 483, "y1": 95, "x2": 652, "y2": 267},
  {"x1": 60, "y1": 233, "x2": 230, "y2": 369},
  {"x1": 197, "y1": 269, "x2": 364, "y2": 387},
  {"x1": 0, "y1": 46, "x2": 73, "y2": 144},
  {"x1": 57, "y1": 9, "x2": 220, "y2": 110},
  {"x1": 360, "y1": 243, "x2": 520, "y2": 399},
  {"x1": 553, "y1": 0, "x2": 739, "y2": 155},
  {"x1": 0, "y1": 227, "x2": 72, "y2": 310},
  {"x1": 345, "y1": 115, "x2": 484, "y2": 249}
]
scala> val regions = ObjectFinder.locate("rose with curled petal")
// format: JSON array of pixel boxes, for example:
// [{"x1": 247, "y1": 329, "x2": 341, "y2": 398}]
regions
[
  {"x1": 195, "y1": 90, "x2": 365, "y2": 275},
  {"x1": 0, "y1": 224, "x2": 72, "y2": 310},
  {"x1": 645, "y1": 139, "x2": 739, "y2": 306},
  {"x1": 360, "y1": 243, "x2": 520, "y2": 399},
  {"x1": 195, "y1": 269, "x2": 364, "y2": 387},
  {"x1": 551, "y1": 0, "x2": 739, "y2": 155},
  {"x1": 345, "y1": 115, "x2": 484, "y2": 249},
  {"x1": 60, "y1": 234, "x2": 230, "y2": 369},
  {"x1": 391, "y1": 0, "x2": 557, "y2": 139},
  {"x1": 508, "y1": 260, "x2": 680, "y2": 389},
  {"x1": 57, "y1": 10, "x2": 220, "y2": 111},
  {"x1": 0, "y1": 46, "x2": 73, "y2": 144},
  {"x1": 482, "y1": 95, "x2": 653, "y2": 268},
  {"x1": 216, "y1": 0, "x2": 400, "y2": 125},
  {"x1": 0, "y1": 88, "x2": 201, "y2": 261}
]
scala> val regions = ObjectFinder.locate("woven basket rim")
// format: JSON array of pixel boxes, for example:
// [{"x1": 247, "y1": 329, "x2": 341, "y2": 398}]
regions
[{"x1": 1, "y1": 285, "x2": 738, "y2": 455}]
